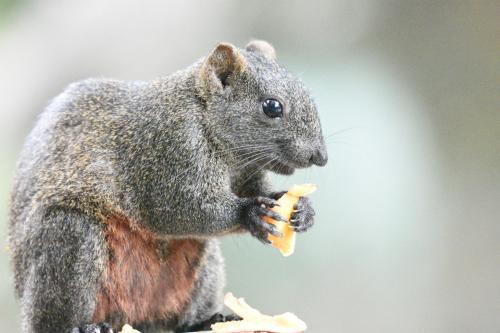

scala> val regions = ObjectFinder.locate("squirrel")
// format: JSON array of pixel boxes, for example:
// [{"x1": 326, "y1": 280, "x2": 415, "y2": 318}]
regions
[{"x1": 8, "y1": 40, "x2": 328, "y2": 333}]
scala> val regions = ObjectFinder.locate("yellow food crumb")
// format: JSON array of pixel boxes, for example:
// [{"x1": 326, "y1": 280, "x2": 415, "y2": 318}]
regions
[
  {"x1": 264, "y1": 184, "x2": 317, "y2": 256},
  {"x1": 119, "y1": 324, "x2": 141, "y2": 333},
  {"x1": 211, "y1": 292, "x2": 307, "y2": 333}
]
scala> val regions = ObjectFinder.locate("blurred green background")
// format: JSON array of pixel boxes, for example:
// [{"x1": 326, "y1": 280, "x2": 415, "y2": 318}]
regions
[{"x1": 0, "y1": 1, "x2": 499, "y2": 332}]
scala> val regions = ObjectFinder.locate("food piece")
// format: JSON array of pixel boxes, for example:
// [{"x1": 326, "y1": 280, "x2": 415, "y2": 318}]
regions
[
  {"x1": 264, "y1": 184, "x2": 317, "y2": 256},
  {"x1": 119, "y1": 324, "x2": 141, "y2": 333},
  {"x1": 211, "y1": 292, "x2": 307, "y2": 333}
]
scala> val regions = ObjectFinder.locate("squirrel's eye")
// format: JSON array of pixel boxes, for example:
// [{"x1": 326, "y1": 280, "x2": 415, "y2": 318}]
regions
[{"x1": 262, "y1": 99, "x2": 283, "y2": 118}]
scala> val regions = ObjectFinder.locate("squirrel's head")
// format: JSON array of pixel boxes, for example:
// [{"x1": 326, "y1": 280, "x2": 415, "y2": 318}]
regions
[{"x1": 197, "y1": 41, "x2": 327, "y2": 175}]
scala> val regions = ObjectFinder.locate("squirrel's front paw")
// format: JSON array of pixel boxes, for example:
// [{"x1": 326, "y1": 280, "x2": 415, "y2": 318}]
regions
[
  {"x1": 290, "y1": 196, "x2": 315, "y2": 232},
  {"x1": 243, "y1": 196, "x2": 286, "y2": 244},
  {"x1": 71, "y1": 322, "x2": 114, "y2": 333}
]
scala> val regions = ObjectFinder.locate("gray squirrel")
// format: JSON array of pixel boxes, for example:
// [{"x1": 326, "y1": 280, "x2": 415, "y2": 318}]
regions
[{"x1": 8, "y1": 40, "x2": 327, "y2": 333}]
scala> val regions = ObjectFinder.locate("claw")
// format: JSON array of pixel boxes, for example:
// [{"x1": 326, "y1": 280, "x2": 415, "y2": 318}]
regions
[
  {"x1": 209, "y1": 313, "x2": 225, "y2": 324},
  {"x1": 258, "y1": 207, "x2": 287, "y2": 222},
  {"x1": 267, "y1": 225, "x2": 283, "y2": 238},
  {"x1": 256, "y1": 196, "x2": 280, "y2": 208},
  {"x1": 257, "y1": 217, "x2": 283, "y2": 237},
  {"x1": 259, "y1": 235, "x2": 272, "y2": 244},
  {"x1": 224, "y1": 314, "x2": 243, "y2": 322}
]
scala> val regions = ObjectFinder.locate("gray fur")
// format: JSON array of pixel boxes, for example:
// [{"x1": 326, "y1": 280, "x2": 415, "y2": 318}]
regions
[
  {"x1": 9, "y1": 41, "x2": 326, "y2": 333},
  {"x1": 18, "y1": 209, "x2": 106, "y2": 333},
  {"x1": 177, "y1": 240, "x2": 225, "y2": 328}
]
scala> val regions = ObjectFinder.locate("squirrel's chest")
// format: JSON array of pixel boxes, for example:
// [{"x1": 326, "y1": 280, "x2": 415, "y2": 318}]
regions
[{"x1": 93, "y1": 216, "x2": 205, "y2": 326}]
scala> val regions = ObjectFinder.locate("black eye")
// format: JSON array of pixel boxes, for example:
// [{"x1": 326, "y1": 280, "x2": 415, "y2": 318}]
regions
[{"x1": 262, "y1": 98, "x2": 283, "y2": 118}]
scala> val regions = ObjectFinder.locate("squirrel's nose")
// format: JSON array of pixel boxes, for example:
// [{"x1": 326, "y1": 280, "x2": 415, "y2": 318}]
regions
[{"x1": 310, "y1": 146, "x2": 328, "y2": 166}]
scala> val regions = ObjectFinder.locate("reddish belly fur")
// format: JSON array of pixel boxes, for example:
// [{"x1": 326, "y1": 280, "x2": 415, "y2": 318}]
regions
[{"x1": 93, "y1": 215, "x2": 204, "y2": 325}]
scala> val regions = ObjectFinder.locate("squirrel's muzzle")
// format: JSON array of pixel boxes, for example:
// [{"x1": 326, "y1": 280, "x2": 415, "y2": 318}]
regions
[{"x1": 309, "y1": 145, "x2": 328, "y2": 166}]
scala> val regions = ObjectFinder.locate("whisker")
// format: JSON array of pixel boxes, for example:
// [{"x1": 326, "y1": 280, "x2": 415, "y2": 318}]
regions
[
  {"x1": 231, "y1": 151, "x2": 275, "y2": 172},
  {"x1": 324, "y1": 140, "x2": 352, "y2": 146},
  {"x1": 239, "y1": 157, "x2": 278, "y2": 186},
  {"x1": 324, "y1": 127, "x2": 356, "y2": 140},
  {"x1": 223, "y1": 148, "x2": 274, "y2": 162},
  {"x1": 214, "y1": 145, "x2": 276, "y2": 158}
]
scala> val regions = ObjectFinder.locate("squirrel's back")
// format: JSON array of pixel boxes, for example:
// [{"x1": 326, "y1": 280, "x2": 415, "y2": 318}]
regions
[
  {"x1": 10, "y1": 66, "x2": 205, "y2": 222},
  {"x1": 12, "y1": 80, "x2": 124, "y2": 223}
]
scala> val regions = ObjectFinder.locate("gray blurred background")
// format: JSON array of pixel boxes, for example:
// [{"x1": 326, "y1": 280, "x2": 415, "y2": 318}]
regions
[{"x1": 0, "y1": 1, "x2": 499, "y2": 332}]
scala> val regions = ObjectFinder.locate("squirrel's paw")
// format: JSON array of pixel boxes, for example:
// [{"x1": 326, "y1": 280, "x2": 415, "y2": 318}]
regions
[
  {"x1": 204, "y1": 312, "x2": 243, "y2": 329},
  {"x1": 71, "y1": 322, "x2": 114, "y2": 333},
  {"x1": 243, "y1": 196, "x2": 286, "y2": 244},
  {"x1": 290, "y1": 196, "x2": 315, "y2": 232},
  {"x1": 175, "y1": 312, "x2": 242, "y2": 332}
]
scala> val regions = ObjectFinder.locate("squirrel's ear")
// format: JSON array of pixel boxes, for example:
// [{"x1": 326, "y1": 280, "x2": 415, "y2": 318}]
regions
[
  {"x1": 245, "y1": 40, "x2": 276, "y2": 60},
  {"x1": 198, "y1": 42, "x2": 247, "y2": 101}
]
